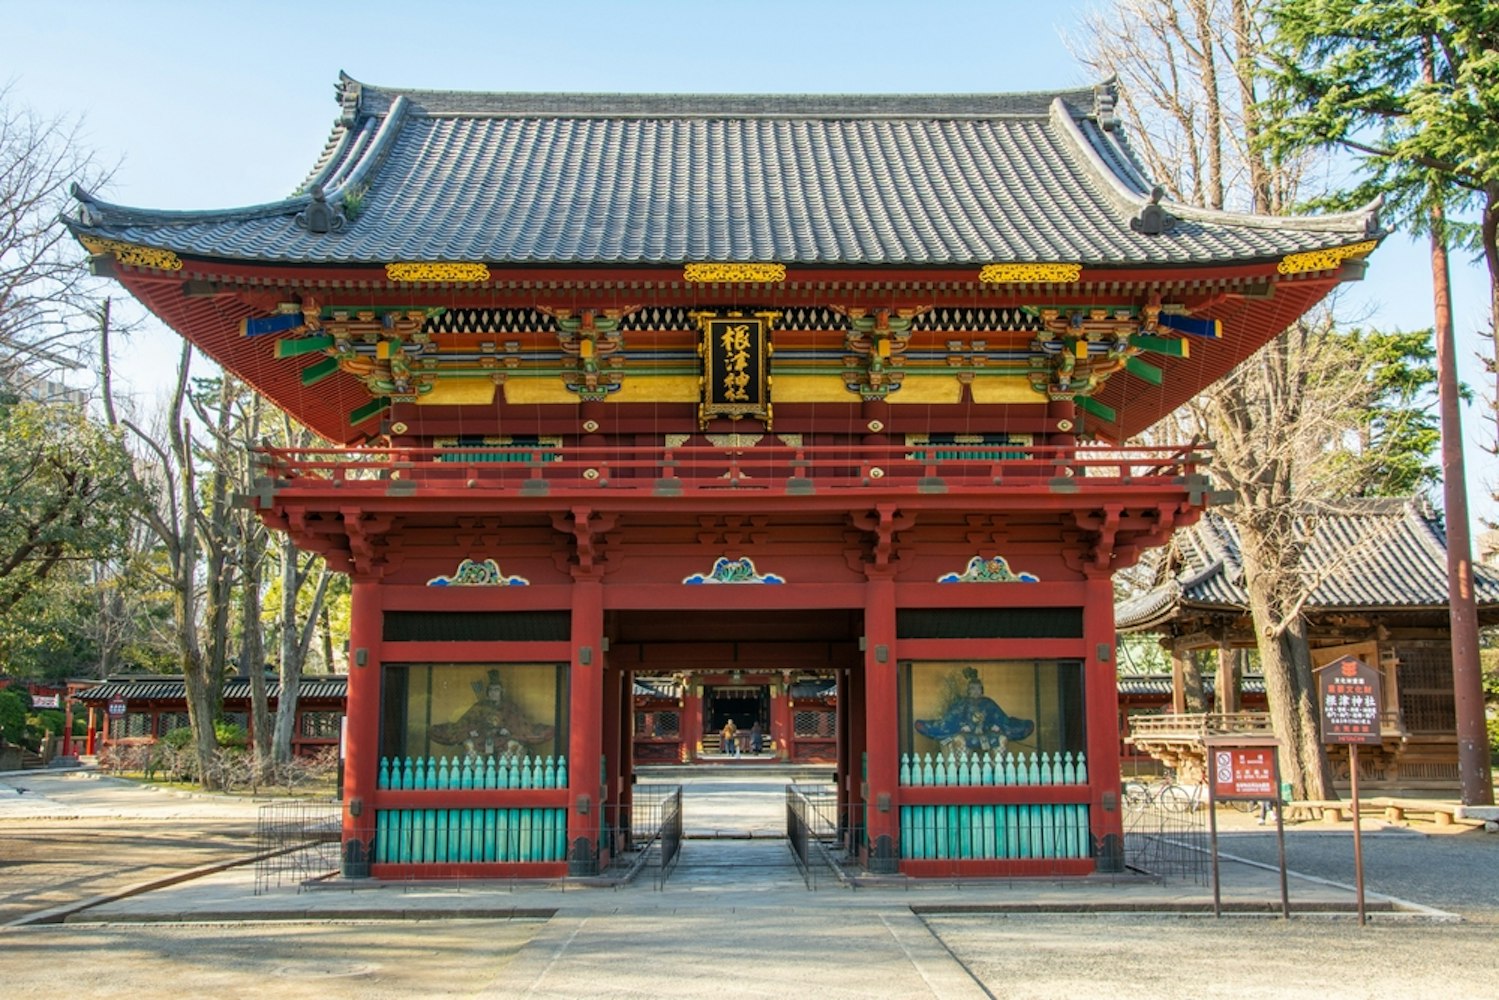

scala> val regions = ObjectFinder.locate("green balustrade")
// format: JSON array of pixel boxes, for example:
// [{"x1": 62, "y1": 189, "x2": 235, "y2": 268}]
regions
[
  {"x1": 374, "y1": 807, "x2": 569, "y2": 863},
  {"x1": 899, "y1": 803, "x2": 1091, "y2": 860},
  {"x1": 898, "y1": 750, "x2": 1087, "y2": 787},
  {"x1": 377, "y1": 754, "x2": 568, "y2": 790},
  {"x1": 374, "y1": 754, "x2": 569, "y2": 865}
]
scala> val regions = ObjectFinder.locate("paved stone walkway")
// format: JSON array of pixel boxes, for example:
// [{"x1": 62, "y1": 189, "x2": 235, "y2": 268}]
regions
[{"x1": 6, "y1": 767, "x2": 1490, "y2": 999}]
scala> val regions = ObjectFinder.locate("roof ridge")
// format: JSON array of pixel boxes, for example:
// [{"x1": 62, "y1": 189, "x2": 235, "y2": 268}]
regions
[{"x1": 338, "y1": 72, "x2": 1102, "y2": 121}]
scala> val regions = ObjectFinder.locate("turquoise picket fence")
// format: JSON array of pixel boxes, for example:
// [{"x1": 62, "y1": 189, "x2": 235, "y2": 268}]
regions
[
  {"x1": 899, "y1": 750, "x2": 1086, "y2": 787},
  {"x1": 373, "y1": 807, "x2": 567, "y2": 863},
  {"x1": 377, "y1": 754, "x2": 568, "y2": 790},
  {"x1": 899, "y1": 803, "x2": 1091, "y2": 860}
]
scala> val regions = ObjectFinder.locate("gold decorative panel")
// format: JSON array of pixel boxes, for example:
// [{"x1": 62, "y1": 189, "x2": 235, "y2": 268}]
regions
[
  {"x1": 78, "y1": 236, "x2": 182, "y2": 272},
  {"x1": 696, "y1": 311, "x2": 777, "y2": 428},
  {"x1": 978, "y1": 263, "x2": 1082, "y2": 283},
  {"x1": 1276, "y1": 240, "x2": 1378, "y2": 275},
  {"x1": 684, "y1": 263, "x2": 786, "y2": 283},
  {"x1": 385, "y1": 262, "x2": 491, "y2": 283}
]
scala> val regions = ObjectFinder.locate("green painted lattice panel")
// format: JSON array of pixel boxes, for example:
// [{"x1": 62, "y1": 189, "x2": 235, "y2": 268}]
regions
[{"x1": 374, "y1": 807, "x2": 567, "y2": 863}]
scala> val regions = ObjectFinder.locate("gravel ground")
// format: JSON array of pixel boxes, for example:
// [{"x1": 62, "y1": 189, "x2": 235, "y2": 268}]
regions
[
  {"x1": 926, "y1": 912, "x2": 1499, "y2": 1000},
  {"x1": 1214, "y1": 825, "x2": 1499, "y2": 921},
  {"x1": 3, "y1": 771, "x2": 1495, "y2": 999},
  {"x1": 0, "y1": 820, "x2": 257, "y2": 924}
]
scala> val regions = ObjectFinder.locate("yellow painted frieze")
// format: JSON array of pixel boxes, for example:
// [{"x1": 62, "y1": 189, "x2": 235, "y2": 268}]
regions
[
  {"x1": 683, "y1": 263, "x2": 787, "y2": 283},
  {"x1": 979, "y1": 263, "x2": 1082, "y2": 283},
  {"x1": 1276, "y1": 240, "x2": 1379, "y2": 276},
  {"x1": 386, "y1": 262, "x2": 491, "y2": 283},
  {"x1": 78, "y1": 236, "x2": 182, "y2": 272}
]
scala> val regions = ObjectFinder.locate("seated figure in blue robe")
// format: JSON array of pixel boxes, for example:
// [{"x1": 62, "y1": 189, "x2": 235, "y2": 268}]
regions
[{"x1": 915, "y1": 669, "x2": 1034, "y2": 753}]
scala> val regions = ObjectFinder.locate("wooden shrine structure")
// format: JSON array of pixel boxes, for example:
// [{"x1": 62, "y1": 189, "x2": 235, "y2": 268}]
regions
[
  {"x1": 69, "y1": 75, "x2": 1381, "y2": 877},
  {"x1": 1117, "y1": 499, "x2": 1499, "y2": 789}
]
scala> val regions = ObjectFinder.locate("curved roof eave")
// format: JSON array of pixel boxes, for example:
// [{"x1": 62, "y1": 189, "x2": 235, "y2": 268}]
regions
[
  {"x1": 1048, "y1": 100, "x2": 1382, "y2": 239},
  {"x1": 67, "y1": 95, "x2": 410, "y2": 231}
]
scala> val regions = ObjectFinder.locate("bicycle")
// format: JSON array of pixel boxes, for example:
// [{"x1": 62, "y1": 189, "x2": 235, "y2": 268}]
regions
[{"x1": 1122, "y1": 774, "x2": 1200, "y2": 813}]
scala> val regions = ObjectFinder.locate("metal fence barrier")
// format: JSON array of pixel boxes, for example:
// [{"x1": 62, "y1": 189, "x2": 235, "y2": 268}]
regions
[
  {"x1": 600, "y1": 783, "x2": 683, "y2": 888},
  {"x1": 1122, "y1": 788, "x2": 1210, "y2": 884},
  {"x1": 786, "y1": 785, "x2": 847, "y2": 889},
  {"x1": 254, "y1": 799, "x2": 341, "y2": 895}
]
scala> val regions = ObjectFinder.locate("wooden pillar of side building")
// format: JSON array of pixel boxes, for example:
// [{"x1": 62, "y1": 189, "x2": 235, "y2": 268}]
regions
[
  {"x1": 1216, "y1": 639, "x2": 1241, "y2": 715},
  {"x1": 862, "y1": 572, "x2": 899, "y2": 873},
  {"x1": 1170, "y1": 642, "x2": 1189, "y2": 715},
  {"x1": 342, "y1": 577, "x2": 383, "y2": 877},
  {"x1": 567, "y1": 574, "x2": 605, "y2": 875}
]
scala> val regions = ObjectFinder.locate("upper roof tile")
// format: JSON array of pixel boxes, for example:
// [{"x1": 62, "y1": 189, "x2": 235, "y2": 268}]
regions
[
  {"x1": 1116, "y1": 498, "x2": 1499, "y2": 630},
  {"x1": 68, "y1": 76, "x2": 1380, "y2": 269}
]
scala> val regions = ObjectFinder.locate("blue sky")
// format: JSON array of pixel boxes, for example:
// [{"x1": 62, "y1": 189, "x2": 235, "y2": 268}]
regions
[{"x1": 9, "y1": 0, "x2": 1494, "y2": 531}]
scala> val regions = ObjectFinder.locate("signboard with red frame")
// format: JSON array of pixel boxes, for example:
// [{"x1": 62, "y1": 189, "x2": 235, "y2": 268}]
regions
[
  {"x1": 1212, "y1": 746, "x2": 1277, "y2": 800},
  {"x1": 107, "y1": 696, "x2": 127, "y2": 717},
  {"x1": 1316, "y1": 655, "x2": 1383, "y2": 746}
]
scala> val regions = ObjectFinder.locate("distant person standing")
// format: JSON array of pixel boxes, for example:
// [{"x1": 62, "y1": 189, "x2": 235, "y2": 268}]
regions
[
  {"x1": 749, "y1": 720, "x2": 763, "y2": 754},
  {"x1": 721, "y1": 719, "x2": 739, "y2": 756}
]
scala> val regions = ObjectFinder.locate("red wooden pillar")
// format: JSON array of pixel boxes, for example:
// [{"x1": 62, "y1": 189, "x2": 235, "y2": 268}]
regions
[
  {"x1": 63, "y1": 692, "x2": 75, "y2": 757},
  {"x1": 342, "y1": 576, "x2": 383, "y2": 876},
  {"x1": 862, "y1": 573, "x2": 899, "y2": 873},
  {"x1": 567, "y1": 574, "x2": 605, "y2": 874},
  {"x1": 85, "y1": 706, "x2": 98, "y2": 756},
  {"x1": 681, "y1": 683, "x2": 703, "y2": 762},
  {"x1": 1084, "y1": 570, "x2": 1124, "y2": 870},
  {"x1": 615, "y1": 667, "x2": 635, "y2": 844},
  {"x1": 601, "y1": 658, "x2": 625, "y2": 856},
  {"x1": 770, "y1": 674, "x2": 793, "y2": 761}
]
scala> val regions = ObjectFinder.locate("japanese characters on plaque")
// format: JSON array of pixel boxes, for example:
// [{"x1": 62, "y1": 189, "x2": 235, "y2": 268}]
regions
[
  {"x1": 1316, "y1": 655, "x2": 1383, "y2": 746},
  {"x1": 696, "y1": 312, "x2": 776, "y2": 428}
]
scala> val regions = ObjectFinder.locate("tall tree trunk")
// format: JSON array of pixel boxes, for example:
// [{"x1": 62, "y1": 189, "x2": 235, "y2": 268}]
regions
[
  {"x1": 202, "y1": 378, "x2": 237, "y2": 705},
  {"x1": 1181, "y1": 655, "x2": 1207, "y2": 714},
  {"x1": 1188, "y1": 0, "x2": 1225, "y2": 209},
  {"x1": 272, "y1": 539, "x2": 332, "y2": 765},
  {"x1": 242, "y1": 525, "x2": 271, "y2": 778},
  {"x1": 320, "y1": 602, "x2": 336, "y2": 673},
  {"x1": 1239, "y1": 532, "x2": 1334, "y2": 799},
  {"x1": 102, "y1": 314, "x2": 221, "y2": 788}
]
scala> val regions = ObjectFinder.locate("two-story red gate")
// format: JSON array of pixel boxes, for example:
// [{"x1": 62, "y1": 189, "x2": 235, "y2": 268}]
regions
[{"x1": 69, "y1": 76, "x2": 1380, "y2": 877}]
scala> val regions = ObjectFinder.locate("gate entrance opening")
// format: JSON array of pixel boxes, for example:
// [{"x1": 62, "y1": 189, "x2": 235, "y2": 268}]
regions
[{"x1": 609, "y1": 608, "x2": 857, "y2": 772}]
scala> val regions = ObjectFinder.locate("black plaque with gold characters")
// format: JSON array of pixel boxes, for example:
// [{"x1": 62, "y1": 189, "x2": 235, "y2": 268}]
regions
[{"x1": 696, "y1": 311, "x2": 777, "y2": 427}]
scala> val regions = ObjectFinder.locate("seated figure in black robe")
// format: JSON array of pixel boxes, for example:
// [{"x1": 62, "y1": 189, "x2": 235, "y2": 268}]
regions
[{"x1": 915, "y1": 668, "x2": 1034, "y2": 754}]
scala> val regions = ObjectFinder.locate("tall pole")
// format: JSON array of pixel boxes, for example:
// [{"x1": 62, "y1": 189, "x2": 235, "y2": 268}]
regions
[{"x1": 1431, "y1": 203, "x2": 1494, "y2": 806}]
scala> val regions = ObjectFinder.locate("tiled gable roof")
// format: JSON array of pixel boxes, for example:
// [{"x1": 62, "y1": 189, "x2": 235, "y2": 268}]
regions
[
  {"x1": 67, "y1": 75, "x2": 1379, "y2": 268},
  {"x1": 73, "y1": 676, "x2": 348, "y2": 703},
  {"x1": 1116, "y1": 498, "x2": 1499, "y2": 630}
]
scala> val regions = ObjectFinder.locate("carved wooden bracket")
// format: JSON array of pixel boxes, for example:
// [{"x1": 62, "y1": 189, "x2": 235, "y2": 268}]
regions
[
  {"x1": 835, "y1": 306, "x2": 927, "y2": 401},
  {"x1": 541, "y1": 306, "x2": 639, "y2": 401},
  {"x1": 340, "y1": 507, "x2": 397, "y2": 579},
  {"x1": 849, "y1": 503, "x2": 916, "y2": 576},
  {"x1": 551, "y1": 506, "x2": 619, "y2": 579}
]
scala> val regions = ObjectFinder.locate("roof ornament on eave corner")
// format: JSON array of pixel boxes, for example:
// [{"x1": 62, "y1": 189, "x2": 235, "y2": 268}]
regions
[
  {"x1": 336, "y1": 71, "x2": 362, "y2": 126},
  {"x1": 1093, "y1": 75, "x2": 1120, "y2": 132},
  {"x1": 296, "y1": 184, "x2": 347, "y2": 234},
  {"x1": 1130, "y1": 186, "x2": 1178, "y2": 236}
]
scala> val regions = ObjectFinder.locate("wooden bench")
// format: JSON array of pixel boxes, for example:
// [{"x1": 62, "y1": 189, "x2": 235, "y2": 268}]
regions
[
  {"x1": 1368, "y1": 797, "x2": 1471, "y2": 827},
  {"x1": 1283, "y1": 797, "x2": 1479, "y2": 827},
  {"x1": 1284, "y1": 799, "x2": 1350, "y2": 823}
]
